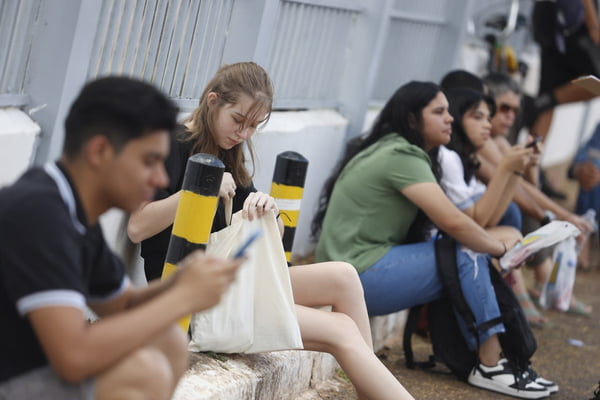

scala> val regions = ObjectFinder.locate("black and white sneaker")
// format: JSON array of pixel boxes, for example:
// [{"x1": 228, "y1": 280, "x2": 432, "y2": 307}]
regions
[
  {"x1": 468, "y1": 358, "x2": 550, "y2": 399},
  {"x1": 526, "y1": 366, "x2": 558, "y2": 394},
  {"x1": 589, "y1": 381, "x2": 600, "y2": 400}
]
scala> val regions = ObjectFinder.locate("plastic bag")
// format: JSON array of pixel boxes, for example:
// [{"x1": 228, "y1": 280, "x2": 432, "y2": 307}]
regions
[
  {"x1": 188, "y1": 210, "x2": 303, "y2": 353},
  {"x1": 539, "y1": 236, "x2": 578, "y2": 311},
  {"x1": 499, "y1": 220, "x2": 580, "y2": 270}
]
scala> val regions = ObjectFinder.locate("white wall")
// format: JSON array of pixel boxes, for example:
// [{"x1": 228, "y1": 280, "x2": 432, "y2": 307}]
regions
[
  {"x1": 0, "y1": 108, "x2": 40, "y2": 186},
  {"x1": 249, "y1": 109, "x2": 348, "y2": 257},
  {"x1": 2, "y1": 109, "x2": 348, "y2": 282},
  {"x1": 541, "y1": 98, "x2": 600, "y2": 167},
  {"x1": 102, "y1": 109, "x2": 349, "y2": 284}
]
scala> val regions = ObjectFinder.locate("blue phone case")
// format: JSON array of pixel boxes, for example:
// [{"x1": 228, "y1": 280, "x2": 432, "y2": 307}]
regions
[{"x1": 233, "y1": 229, "x2": 263, "y2": 258}]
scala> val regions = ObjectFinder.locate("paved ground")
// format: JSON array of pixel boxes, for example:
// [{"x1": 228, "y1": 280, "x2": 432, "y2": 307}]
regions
[{"x1": 315, "y1": 165, "x2": 600, "y2": 400}]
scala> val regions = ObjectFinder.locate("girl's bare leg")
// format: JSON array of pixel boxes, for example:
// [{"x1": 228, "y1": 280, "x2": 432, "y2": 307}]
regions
[
  {"x1": 289, "y1": 262, "x2": 373, "y2": 350},
  {"x1": 296, "y1": 304, "x2": 414, "y2": 400}
]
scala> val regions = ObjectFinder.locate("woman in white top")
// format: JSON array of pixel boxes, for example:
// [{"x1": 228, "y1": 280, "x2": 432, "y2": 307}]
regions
[{"x1": 440, "y1": 88, "x2": 550, "y2": 329}]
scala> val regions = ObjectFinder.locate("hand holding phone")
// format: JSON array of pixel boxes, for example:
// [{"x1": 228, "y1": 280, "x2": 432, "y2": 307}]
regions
[
  {"x1": 526, "y1": 136, "x2": 541, "y2": 149},
  {"x1": 233, "y1": 229, "x2": 262, "y2": 258}
]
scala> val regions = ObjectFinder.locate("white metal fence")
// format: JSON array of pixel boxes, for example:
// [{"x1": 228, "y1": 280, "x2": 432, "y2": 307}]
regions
[
  {"x1": 88, "y1": 0, "x2": 235, "y2": 103},
  {"x1": 0, "y1": 0, "x2": 44, "y2": 106},
  {"x1": 1, "y1": 0, "x2": 491, "y2": 163}
]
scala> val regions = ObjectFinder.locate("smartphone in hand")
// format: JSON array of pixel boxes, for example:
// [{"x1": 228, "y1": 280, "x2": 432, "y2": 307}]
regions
[
  {"x1": 233, "y1": 229, "x2": 262, "y2": 258},
  {"x1": 526, "y1": 136, "x2": 541, "y2": 149}
]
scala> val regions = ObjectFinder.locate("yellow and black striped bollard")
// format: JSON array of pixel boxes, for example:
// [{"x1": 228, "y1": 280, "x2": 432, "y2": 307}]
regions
[
  {"x1": 162, "y1": 153, "x2": 225, "y2": 331},
  {"x1": 270, "y1": 151, "x2": 309, "y2": 263}
]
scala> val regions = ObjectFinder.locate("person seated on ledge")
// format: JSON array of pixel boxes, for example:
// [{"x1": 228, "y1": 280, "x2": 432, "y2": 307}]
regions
[
  {"x1": 569, "y1": 122, "x2": 600, "y2": 271},
  {"x1": 128, "y1": 61, "x2": 414, "y2": 400},
  {"x1": 313, "y1": 81, "x2": 557, "y2": 399},
  {"x1": 441, "y1": 86, "x2": 551, "y2": 328},
  {"x1": 0, "y1": 76, "x2": 243, "y2": 399},
  {"x1": 479, "y1": 72, "x2": 593, "y2": 317}
]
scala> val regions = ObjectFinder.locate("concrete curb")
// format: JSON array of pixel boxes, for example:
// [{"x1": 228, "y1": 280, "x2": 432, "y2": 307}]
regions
[
  {"x1": 172, "y1": 310, "x2": 407, "y2": 399},
  {"x1": 173, "y1": 351, "x2": 337, "y2": 400}
]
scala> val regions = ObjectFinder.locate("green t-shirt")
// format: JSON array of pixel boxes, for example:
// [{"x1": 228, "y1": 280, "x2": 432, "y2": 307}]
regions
[{"x1": 316, "y1": 133, "x2": 436, "y2": 273}]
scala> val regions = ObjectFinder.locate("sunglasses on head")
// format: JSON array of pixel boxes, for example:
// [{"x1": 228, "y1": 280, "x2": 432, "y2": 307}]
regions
[{"x1": 498, "y1": 103, "x2": 520, "y2": 114}]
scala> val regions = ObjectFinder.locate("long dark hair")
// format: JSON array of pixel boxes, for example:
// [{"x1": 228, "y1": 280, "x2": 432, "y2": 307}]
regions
[
  {"x1": 445, "y1": 88, "x2": 496, "y2": 182},
  {"x1": 311, "y1": 81, "x2": 442, "y2": 242}
]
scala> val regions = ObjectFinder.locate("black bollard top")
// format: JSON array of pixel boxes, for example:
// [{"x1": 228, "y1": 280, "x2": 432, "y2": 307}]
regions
[
  {"x1": 182, "y1": 153, "x2": 225, "y2": 196},
  {"x1": 272, "y1": 151, "x2": 309, "y2": 187}
]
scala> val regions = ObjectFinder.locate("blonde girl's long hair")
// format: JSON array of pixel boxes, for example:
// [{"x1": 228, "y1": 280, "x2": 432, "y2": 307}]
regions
[{"x1": 183, "y1": 62, "x2": 273, "y2": 187}]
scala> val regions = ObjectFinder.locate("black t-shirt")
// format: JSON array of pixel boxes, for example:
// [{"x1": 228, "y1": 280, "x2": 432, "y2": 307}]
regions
[
  {"x1": 140, "y1": 128, "x2": 256, "y2": 280},
  {"x1": 0, "y1": 162, "x2": 127, "y2": 383}
]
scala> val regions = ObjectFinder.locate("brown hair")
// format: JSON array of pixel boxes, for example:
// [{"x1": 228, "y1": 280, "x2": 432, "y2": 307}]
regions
[{"x1": 183, "y1": 62, "x2": 273, "y2": 186}]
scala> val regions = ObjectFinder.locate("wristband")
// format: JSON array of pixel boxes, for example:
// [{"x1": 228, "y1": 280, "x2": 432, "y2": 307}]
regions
[
  {"x1": 513, "y1": 171, "x2": 523, "y2": 177},
  {"x1": 540, "y1": 210, "x2": 556, "y2": 226}
]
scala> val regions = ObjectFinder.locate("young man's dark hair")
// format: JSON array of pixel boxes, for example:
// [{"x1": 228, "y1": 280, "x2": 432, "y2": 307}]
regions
[
  {"x1": 63, "y1": 76, "x2": 179, "y2": 157},
  {"x1": 0, "y1": 76, "x2": 241, "y2": 399}
]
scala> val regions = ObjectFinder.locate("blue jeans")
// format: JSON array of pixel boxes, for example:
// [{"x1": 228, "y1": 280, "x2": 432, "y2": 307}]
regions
[
  {"x1": 576, "y1": 185, "x2": 600, "y2": 215},
  {"x1": 498, "y1": 201, "x2": 522, "y2": 231},
  {"x1": 359, "y1": 239, "x2": 504, "y2": 350}
]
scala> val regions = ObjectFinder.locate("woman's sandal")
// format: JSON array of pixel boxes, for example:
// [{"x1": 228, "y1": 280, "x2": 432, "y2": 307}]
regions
[
  {"x1": 516, "y1": 293, "x2": 550, "y2": 329},
  {"x1": 566, "y1": 299, "x2": 592, "y2": 317},
  {"x1": 530, "y1": 281, "x2": 592, "y2": 317},
  {"x1": 528, "y1": 282, "x2": 544, "y2": 309}
]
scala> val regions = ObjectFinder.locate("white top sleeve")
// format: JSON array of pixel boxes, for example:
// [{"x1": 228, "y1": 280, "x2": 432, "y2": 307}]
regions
[{"x1": 438, "y1": 146, "x2": 486, "y2": 211}]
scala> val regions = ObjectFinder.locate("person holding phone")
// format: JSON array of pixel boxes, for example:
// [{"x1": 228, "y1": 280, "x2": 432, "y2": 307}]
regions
[
  {"x1": 0, "y1": 77, "x2": 243, "y2": 400},
  {"x1": 128, "y1": 62, "x2": 414, "y2": 400},
  {"x1": 441, "y1": 87, "x2": 552, "y2": 329},
  {"x1": 479, "y1": 72, "x2": 593, "y2": 317},
  {"x1": 569, "y1": 122, "x2": 600, "y2": 270}
]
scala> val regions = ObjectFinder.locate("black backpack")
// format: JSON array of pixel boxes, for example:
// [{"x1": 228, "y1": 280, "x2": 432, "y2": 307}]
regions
[{"x1": 403, "y1": 235, "x2": 537, "y2": 381}]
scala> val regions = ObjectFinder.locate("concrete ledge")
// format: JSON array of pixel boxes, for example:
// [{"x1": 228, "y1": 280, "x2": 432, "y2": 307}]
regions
[
  {"x1": 173, "y1": 351, "x2": 337, "y2": 400},
  {"x1": 172, "y1": 310, "x2": 407, "y2": 399},
  {"x1": 371, "y1": 310, "x2": 408, "y2": 352}
]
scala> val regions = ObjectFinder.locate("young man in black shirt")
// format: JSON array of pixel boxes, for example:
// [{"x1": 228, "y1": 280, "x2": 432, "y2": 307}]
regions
[{"x1": 0, "y1": 77, "x2": 242, "y2": 399}]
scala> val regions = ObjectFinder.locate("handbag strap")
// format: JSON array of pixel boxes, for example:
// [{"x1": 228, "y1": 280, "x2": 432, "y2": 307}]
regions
[{"x1": 225, "y1": 198, "x2": 233, "y2": 226}]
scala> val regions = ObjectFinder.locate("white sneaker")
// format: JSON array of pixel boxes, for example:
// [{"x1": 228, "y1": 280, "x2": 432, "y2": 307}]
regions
[
  {"x1": 468, "y1": 358, "x2": 550, "y2": 399},
  {"x1": 526, "y1": 366, "x2": 559, "y2": 394}
]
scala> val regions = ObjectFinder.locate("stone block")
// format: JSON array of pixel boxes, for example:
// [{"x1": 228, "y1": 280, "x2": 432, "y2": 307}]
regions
[{"x1": 172, "y1": 351, "x2": 337, "y2": 400}]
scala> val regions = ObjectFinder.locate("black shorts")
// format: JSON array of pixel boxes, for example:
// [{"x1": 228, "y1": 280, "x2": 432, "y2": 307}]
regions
[{"x1": 539, "y1": 29, "x2": 600, "y2": 94}]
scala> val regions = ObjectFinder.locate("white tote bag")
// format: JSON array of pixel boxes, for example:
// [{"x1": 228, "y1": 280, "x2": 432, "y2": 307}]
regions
[{"x1": 188, "y1": 209, "x2": 303, "y2": 353}]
